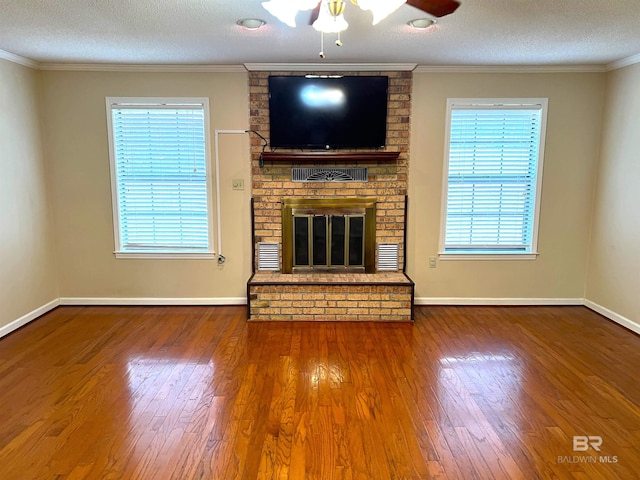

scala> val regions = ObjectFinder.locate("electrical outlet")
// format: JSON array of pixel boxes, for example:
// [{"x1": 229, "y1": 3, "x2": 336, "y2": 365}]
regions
[
  {"x1": 429, "y1": 256, "x2": 437, "y2": 268},
  {"x1": 232, "y1": 179, "x2": 244, "y2": 190}
]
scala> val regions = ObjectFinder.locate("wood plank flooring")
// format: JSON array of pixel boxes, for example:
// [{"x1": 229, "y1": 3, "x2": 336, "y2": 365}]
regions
[{"x1": 0, "y1": 305, "x2": 639, "y2": 479}]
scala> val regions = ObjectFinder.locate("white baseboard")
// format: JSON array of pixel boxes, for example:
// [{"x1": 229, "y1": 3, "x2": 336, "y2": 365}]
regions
[
  {"x1": 0, "y1": 299, "x2": 60, "y2": 339},
  {"x1": 415, "y1": 297, "x2": 639, "y2": 336},
  {"x1": 414, "y1": 297, "x2": 585, "y2": 306},
  {"x1": 584, "y1": 299, "x2": 640, "y2": 335},
  {"x1": 4, "y1": 297, "x2": 636, "y2": 341},
  {"x1": 59, "y1": 297, "x2": 247, "y2": 306}
]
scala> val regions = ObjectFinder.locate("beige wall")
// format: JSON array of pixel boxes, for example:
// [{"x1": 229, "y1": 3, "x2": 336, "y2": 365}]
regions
[
  {"x1": 0, "y1": 59, "x2": 58, "y2": 329},
  {"x1": 24, "y1": 66, "x2": 637, "y2": 313},
  {"x1": 40, "y1": 71, "x2": 252, "y2": 300},
  {"x1": 38, "y1": 69, "x2": 609, "y2": 304},
  {"x1": 586, "y1": 64, "x2": 640, "y2": 323},
  {"x1": 408, "y1": 72, "x2": 605, "y2": 300},
  {"x1": 3, "y1": 62, "x2": 639, "y2": 327}
]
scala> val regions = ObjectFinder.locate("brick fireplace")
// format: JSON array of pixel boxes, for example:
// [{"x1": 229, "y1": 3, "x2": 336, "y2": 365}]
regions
[{"x1": 246, "y1": 70, "x2": 414, "y2": 321}]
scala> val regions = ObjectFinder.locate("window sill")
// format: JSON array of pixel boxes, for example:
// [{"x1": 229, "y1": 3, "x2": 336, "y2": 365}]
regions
[
  {"x1": 438, "y1": 252, "x2": 539, "y2": 261},
  {"x1": 114, "y1": 251, "x2": 215, "y2": 260}
]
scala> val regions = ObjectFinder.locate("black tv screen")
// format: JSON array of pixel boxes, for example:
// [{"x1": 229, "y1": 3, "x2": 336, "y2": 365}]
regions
[{"x1": 268, "y1": 75, "x2": 388, "y2": 149}]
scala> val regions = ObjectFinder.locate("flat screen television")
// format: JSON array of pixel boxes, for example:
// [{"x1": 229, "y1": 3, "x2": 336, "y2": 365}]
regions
[{"x1": 268, "y1": 75, "x2": 388, "y2": 149}]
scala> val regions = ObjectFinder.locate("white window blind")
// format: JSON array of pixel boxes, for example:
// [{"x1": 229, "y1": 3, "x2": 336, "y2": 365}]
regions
[
  {"x1": 442, "y1": 100, "x2": 546, "y2": 255},
  {"x1": 107, "y1": 98, "x2": 212, "y2": 255}
]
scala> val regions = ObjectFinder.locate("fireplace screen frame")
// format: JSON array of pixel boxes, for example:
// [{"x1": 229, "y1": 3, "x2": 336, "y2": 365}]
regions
[{"x1": 282, "y1": 197, "x2": 376, "y2": 274}]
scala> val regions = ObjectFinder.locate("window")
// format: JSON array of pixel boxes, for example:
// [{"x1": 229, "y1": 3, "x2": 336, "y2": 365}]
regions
[
  {"x1": 440, "y1": 99, "x2": 548, "y2": 259},
  {"x1": 106, "y1": 98, "x2": 213, "y2": 258}
]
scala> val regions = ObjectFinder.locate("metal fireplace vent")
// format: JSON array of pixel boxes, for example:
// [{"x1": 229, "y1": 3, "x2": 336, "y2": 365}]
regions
[
  {"x1": 377, "y1": 243, "x2": 399, "y2": 271},
  {"x1": 292, "y1": 167, "x2": 368, "y2": 183},
  {"x1": 257, "y1": 242, "x2": 279, "y2": 271}
]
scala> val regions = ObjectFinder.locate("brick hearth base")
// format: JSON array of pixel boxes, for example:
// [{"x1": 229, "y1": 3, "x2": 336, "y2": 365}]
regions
[{"x1": 247, "y1": 272, "x2": 414, "y2": 322}]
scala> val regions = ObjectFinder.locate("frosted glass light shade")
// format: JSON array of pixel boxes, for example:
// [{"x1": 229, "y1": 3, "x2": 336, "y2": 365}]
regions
[
  {"x1": 262, "y1": 0, "x2": 299, "y2": 27},
  {"x1": 357, "y1": 0, "x2": 406, "y2": 25},
  {"x1": 262, "y1": 0, "x2": 319, "y2": 28},
  {"x1": 312, "y1": 3, "x2": 348, "y2": 33}
]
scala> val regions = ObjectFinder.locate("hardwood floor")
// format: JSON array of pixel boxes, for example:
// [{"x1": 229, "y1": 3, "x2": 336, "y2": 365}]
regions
[{"x1": 0, "y1": 305, "x2": 639, "y2": 479}]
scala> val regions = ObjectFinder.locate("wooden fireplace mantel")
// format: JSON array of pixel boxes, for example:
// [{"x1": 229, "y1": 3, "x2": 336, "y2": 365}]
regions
[{"x1": 261, "y1": 151, "x2": 400, "y2": 162}]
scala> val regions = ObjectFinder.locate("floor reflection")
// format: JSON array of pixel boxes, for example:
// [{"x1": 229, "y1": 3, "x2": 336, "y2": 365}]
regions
[
  {"x1": 437, "y1": 351, "x2": 524, "y2": 428},
  {"x1": 124, "y1": 355, "x2": 217, "y2": 462}
]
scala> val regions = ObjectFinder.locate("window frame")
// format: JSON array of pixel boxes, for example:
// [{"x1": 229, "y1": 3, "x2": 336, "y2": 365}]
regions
[
  {"x1": 106, "y1": 97, "x2": 215, "y2": 259},
  {"x1": 438, "y1": 98, "x2": 548, "y2": 261}
]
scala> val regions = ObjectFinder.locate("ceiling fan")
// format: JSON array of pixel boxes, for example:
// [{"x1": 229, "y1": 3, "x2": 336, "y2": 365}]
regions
[
  {"x1": 405, "y1": 0, "x2": 460, "y2": 17},
  {"x1": 307, "y1": 0, "x2": 460, "y2": 25},
  {"x1": 262, "y1": 0, "x2": 460, "y2": 57}
]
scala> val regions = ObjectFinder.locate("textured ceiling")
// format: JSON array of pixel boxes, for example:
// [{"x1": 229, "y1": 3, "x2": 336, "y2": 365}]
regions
[{"x1": 1, "y1": 0, "x2": 639, "y2": 67}]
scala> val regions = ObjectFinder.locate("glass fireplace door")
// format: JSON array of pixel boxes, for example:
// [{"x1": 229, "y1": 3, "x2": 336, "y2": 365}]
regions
[{"x1": 292, "y1": 214, "x2": 365, "y2": 271}]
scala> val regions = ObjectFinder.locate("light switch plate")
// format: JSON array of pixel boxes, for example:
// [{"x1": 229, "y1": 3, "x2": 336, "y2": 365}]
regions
[{"x1": 232, "y1": 179, "x2": 244, "y2": 190}]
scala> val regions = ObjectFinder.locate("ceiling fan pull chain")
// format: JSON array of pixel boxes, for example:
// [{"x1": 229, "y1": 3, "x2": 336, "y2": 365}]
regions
[{"x1": 319, "y1": 31, "x2": 325, "y2": 58}]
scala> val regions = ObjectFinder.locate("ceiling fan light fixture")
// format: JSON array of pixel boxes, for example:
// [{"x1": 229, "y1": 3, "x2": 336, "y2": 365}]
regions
[
  {"x1": 313, "y1": 0, "x2": 349, "y2": 33},
  {"x1": 236, "y1": 18, "x2": 267, "y2": 30},
  {"x1": 261, "y1": 0, "x2": 299, "y2": 27},
  {"x1": 407, "y1": 17, "x2": 437, "y2": 29},
  {"x1": 357, "y1": 0, "x2": 406, "y2": 25},
  {"x1": 261, "y1": 0, "x2": 319, "y2": 28},
  {"x1": 313, "y1": 13, "x2": 349, "y2": 33}
]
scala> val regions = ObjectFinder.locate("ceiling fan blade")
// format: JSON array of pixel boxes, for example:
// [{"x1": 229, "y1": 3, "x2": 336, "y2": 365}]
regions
[
  {"x1": 309, "y1": 1, "x2": 322, "y2": 25},
  {"x1": 406, "y1": 0, "x2": 460, "y2": 18}
]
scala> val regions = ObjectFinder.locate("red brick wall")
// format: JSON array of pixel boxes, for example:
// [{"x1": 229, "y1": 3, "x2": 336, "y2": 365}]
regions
[{"x1": 248, "y1": 70, "x2": 412, "y2": 271}]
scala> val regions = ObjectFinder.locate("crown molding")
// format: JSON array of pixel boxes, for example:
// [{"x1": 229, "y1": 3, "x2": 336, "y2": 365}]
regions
[
  {"x1": 244, "y1": 63, "x2": 417, "y2": 72},
  {"x1": 606, "y1": 53, "x2": 640, "y2": 71},
  {"x1": 414, "y1": 64, "x2": 607, "y2": 74},
  {"x1": 0, "y1": 49, "x2": 39, "y2": 69},
  {"x1": 5, "y1": 50, "x2": 637, "y2": 74},
  {"x1": 37, "y1": 63, "x2": 247, "y2": 73}
]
